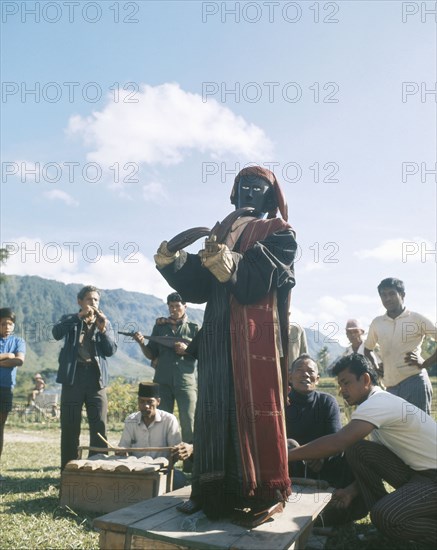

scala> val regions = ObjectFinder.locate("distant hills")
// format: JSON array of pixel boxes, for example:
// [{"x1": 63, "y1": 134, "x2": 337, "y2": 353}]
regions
[{"x1": 0, "y1": 275, "x2": 344, "y2": 393}]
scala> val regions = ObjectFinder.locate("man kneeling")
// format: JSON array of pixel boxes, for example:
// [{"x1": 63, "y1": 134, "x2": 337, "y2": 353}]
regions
[
  {"x1": 118, "y1": 382, "x2": 193, "y2": 489},
  {"x1": 288, "y1": 354, "x2": 437, "y2": 546}
]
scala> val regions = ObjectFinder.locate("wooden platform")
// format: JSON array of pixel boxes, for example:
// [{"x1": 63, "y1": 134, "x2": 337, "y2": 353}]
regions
[{"x1": 94, "y1": 482, "x2": 333, "y2": 550}]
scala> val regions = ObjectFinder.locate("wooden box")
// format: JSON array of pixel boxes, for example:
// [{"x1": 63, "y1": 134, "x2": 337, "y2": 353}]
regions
[
  {"x1": 60, "y1": 468, "x2": 168, "y2": 514},
  {"x1": 60, "y1": 446, "x2": 174, "y2": 514}
]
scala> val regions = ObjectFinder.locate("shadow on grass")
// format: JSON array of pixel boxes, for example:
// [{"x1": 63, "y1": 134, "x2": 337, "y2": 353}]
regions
[
  {"x1": 4, "y1": 494, "x2": 60, "y2": 514},
  {"x1": 8, "y1": 466, "x2": 59, "y2": 473},
  {"x1": 0, "y1": 476, "x2": 59, "y2": 495},
  {"x1": 3, "y1": 493, "x2": 100, "y2": 533}
]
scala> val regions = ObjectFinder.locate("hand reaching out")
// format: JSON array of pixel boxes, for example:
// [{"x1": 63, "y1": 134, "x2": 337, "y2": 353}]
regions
[
  {"x1": 171, "y1": 442, "x2": 193, "y2": 461},
  {"x1": 330, "y1": 483, "x2": 359, "y2": 509}
]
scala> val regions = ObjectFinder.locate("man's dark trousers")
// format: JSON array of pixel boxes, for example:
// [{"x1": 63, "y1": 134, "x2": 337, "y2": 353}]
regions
[
  {"x1": 60, "y1": 364, "x2": 107, "y2": 470},
  {"x1": 346, "y1": 439, "x2": 437, "y2": 545}
]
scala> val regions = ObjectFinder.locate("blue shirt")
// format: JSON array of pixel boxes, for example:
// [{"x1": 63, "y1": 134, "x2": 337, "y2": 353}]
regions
[{"x1": 0, "y1": 335, "x2": 26, "y2": 388}]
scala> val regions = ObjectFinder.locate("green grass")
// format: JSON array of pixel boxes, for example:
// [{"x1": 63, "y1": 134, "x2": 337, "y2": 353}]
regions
[{"x1": 1, "y1": 427, "x2": 100, "y2": 549}]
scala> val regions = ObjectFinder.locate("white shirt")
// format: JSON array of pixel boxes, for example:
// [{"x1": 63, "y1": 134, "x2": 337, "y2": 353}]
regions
[
  {"x1": 352, "y1": 387, "x2": 437, "y2": 471},
  {"x1": 365, "y1": 310, "x2": 436, "y2": 387},
  {"x1": 343, "y1": 342, "x2": 365, "y2": 356},
  {"x1": 118, "y1": 409, "x2": 182, "y2": 458}
]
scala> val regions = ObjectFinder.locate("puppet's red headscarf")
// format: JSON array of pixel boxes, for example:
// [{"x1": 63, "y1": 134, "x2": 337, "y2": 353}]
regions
[{"x1": 230, "y1": 166, "x2": 288, "y2": 222}]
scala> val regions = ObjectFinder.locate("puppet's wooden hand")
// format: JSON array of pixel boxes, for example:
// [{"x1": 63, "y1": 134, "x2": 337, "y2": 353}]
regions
[
  {"x1": 199, "y1": 241, "x2": 236, "y2": 283},
  {"x1": 154, "y1": 240, "x2": 179, "y2": 268}
]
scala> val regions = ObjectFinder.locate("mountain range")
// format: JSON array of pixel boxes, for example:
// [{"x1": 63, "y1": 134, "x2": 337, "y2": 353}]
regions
[{"x1": 0, "y1": 275, "x2": 345, "y2": 391}]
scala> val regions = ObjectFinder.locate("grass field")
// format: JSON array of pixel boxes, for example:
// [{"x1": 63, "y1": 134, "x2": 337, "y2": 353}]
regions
[
  {"x1": 1, "y1": 425, "x2": 100, "y2": 549},
  {"x1": 1, "y1": 378, "x2": 435, "y2": 549}
]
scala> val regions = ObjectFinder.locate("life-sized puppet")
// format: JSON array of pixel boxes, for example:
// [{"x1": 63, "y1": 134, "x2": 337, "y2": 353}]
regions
[{"x1": 154, "y1": 166, "x2": 297, "y2": 524}]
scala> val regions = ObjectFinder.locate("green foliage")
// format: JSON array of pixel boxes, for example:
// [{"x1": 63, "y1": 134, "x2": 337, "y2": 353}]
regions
[
  {"x1": 316, "y1": 345, "x2": 330, "y2": 375},
  {"x1": 106, "y1": 377, "x2": 138, "y2": 423},
  {"x1": 0, "y1": 247, "x2": 9, "y2": 264},
  {"x1": 0, "y1": 247, "x2": 9, "y2": 282},
  {"x1": 305, "y1": 327, "x2": 345, "y2": 370},
  {"x1": 423, "y1": 336, "x2": 437, "y2": 376}
]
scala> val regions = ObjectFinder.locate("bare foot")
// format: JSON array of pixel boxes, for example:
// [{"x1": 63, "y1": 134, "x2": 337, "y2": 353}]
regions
[{"x1": 176, "y1": 498, "x2": 201, "y2": 514}]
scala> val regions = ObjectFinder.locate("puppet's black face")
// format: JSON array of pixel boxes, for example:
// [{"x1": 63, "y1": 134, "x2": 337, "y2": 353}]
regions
[{"x1": 236, "y1": 175, "x2": 273, "y2": 216}]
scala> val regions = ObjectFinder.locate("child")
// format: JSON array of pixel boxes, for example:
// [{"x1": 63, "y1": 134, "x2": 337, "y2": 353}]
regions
[
  {"x1": 28, "y1": 373, "x2": 45, "y2": 405},
  {"x1": 0, "y1": 308, "x2": 26, "y2": 480}
]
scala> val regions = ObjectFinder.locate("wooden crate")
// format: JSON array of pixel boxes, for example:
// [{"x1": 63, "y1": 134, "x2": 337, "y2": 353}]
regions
[
  {"x1": 60, "y1": 447, "x2": 174, "y2": 514},
  {"x1": 60, "y1": 468, "x2": 168, "y2": 514},
  {"x1": 94, "y1": 481, "x2": 333, "y2": 550}
]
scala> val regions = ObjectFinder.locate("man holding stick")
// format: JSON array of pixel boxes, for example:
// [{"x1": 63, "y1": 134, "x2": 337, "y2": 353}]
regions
[
  {"x1": 118, "y1": 382, "x2": 193, "y2": 488},
  {"x1": 133, "y1": 292, "x2": 198, "y2": 448}
]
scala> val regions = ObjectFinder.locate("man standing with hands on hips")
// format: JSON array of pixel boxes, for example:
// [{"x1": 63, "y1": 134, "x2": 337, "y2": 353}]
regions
[
  {"x1": 364, "y1": 277, "x2": 436, "y2": 414},
  {"x1": 52, "y1": 285, "x2": 117, "y2": 471}
]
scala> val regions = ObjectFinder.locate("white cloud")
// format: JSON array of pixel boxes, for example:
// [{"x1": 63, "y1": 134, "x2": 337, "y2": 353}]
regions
[
  {"x1": 342, "y1": 294, "x2": 378, "y2": 305},
  {"x1": 142, "y1": 181, "x2": 168, "y2": 203},
  {"x1": 356, "y1": 238, "x2": 436, "y2": 262},
  {"x1": 65, "y1": 255, "x2": 171, "y2": 299},
  {"x1": 318, "y1": 296, "x2": 348, "y2": 318},
  {"x1": 299, "y1": 261, "x2": 325, "y2": 273},
  {"x1": 292, "y1": 294, "x2": 383, "y2": 347},
  {"x1": 44, "y1": 190, "x2": 79, "y2": 207},
  {"x1": 1, "y1": 237, "x2": 170, "y2": 300},
  {"x1": 66, "y1": 83, "x2": 273, "y2": 168},
  {"x1": 2, "y1": 237, "x2": 79, "y2": 280}
]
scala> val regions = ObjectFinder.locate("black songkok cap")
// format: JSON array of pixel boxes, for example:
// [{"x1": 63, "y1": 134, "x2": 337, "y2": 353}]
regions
[{"x1": 138, "y1": 382, "x2": 160, "y2": 398}]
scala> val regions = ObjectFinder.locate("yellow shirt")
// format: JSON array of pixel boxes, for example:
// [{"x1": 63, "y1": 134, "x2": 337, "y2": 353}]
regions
[{"x1": 365, "y1": 310, "x2": 436, "y2": 387}]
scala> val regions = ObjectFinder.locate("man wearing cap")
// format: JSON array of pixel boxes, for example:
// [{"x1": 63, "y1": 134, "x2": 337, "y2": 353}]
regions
[
  {"x1": 364, "y1": 278, "x2": 436, "y2": 414},
  {"x1": 154, "y1": 166, "x2": 297, "y2": 525},
  {"x1": 118, "y1": 382, "x2": 193, "y2": 487},
  {"x1": 338, "y1": 319, "x2": 375, "y2": 419},
  {"x1": 344, "y1": 319, "x2": 366, "y2": 356},
  {"x1": 133, "y1": 292, "x2": 198, "y2": 447}
]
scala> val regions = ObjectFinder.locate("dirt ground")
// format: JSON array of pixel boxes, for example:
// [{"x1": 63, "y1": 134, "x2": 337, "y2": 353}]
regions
[
  {"x1": 4, "y1": 428, "x2": 93, "y2": 445},
  {"x1": 5, "y1": 430, "x2": 58, "y2": 443}
]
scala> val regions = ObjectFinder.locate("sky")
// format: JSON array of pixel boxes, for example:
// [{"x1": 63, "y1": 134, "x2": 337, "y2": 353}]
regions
[{"x1": 1, "y1": 0, "x2": 436, "y2": 347}]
